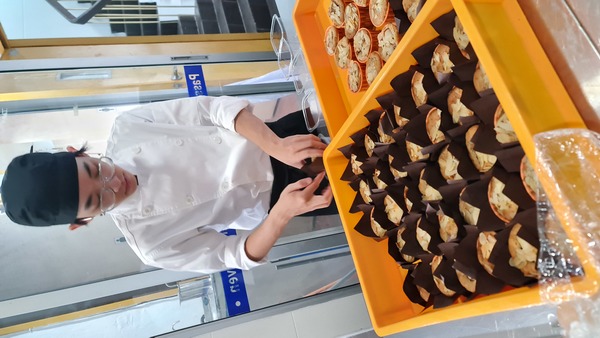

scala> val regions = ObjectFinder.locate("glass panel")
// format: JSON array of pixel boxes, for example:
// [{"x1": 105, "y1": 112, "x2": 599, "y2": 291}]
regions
[{"x1": 0, "y1": 0, "x2": 279, "y2": 40}]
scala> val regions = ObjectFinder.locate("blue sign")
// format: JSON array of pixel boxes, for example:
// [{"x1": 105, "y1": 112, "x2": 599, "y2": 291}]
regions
[
  {"x1": 219, "y1": 229, "x2": 251, "y2": 316},
  {"x1": 183, "y1": 65, "x2": 208, "y2": 97}
]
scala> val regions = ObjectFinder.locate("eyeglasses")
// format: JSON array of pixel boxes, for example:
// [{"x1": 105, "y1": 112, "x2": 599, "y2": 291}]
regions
[{"x1": 98, "y1": 156, "x2": 117, "y2": 215}]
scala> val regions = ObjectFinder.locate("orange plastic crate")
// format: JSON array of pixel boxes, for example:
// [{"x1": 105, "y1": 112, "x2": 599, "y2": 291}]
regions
[{"x1": 299, "y1": 0, "x2": 600, "y2": 335}]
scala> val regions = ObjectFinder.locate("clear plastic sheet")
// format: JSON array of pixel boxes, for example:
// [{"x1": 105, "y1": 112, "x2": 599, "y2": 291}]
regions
[{"x1": 535, "y1": 128, "x2": 600, "y2": 337}]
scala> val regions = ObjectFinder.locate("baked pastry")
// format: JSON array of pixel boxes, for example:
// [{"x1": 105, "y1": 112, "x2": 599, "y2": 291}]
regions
[
  {"x1": 416, "y1": 219, "x2": 432, "y2": 253},
  {"x1": 488, "y1": 176, "x2": 518, "y2": 223},
  {"x1": 335, "y1": 36, "x2": 353, "y2": 69},
  {"x1": 359, "y1": 178, "x2": 372, "y2": 203},
  {"x1": 328, "y1": 0, "x2": 346, "y2": 28},
  {"x1": 369, "y1": 0, "x2": 390, "y2": 28},
  {"x1": 348, "y1": 60, "x2": 367, "y2": 93},
  {"x1": 465, "y1": 125, "x2": 497, "y2": 172},
  {"x1": 344, "y1": 2, "x2": 361, "y2": 39},
  {"x1": 384, "y1": 195, "x2": 404, "y2": 225},
  {"x1": 418, "y1": 167, "x2": 443, "y2": 201},
  {"x1": 459, "y1": 187, "x2": 480, "y2": 225},
  {"x1": 477, "y1": 231, "x2": 497, "y2": 275},
  {"x1": 453, "y1": 16, "x2": 470, "y2": 57},
  {"x1": 406, "y1": 139, "x2": 429, "y2": 162},
  {"x1": 364, "y1": 131, "x2": 376, "y2": 157},
  {"x1": 430, "y1": 44, "x2": 455, "y2": 83},
  {"x1": 324, "y1": 25, "x2": 342, "y2": 56},
  {"x1": 402, "y1": 0, "x2": 422, "y2": 22},
  {"x1": 508, "y1": 223, "x2": 539, "y2": 278},
  {"x1": 493, "y1": 105, "x2": 519, "y2": 144},
  {"x1": 431, "y1": 255, "x2": 457, "y2": 296},
  {"x1": 377, "y1": 111, "x2": 395, "y2": 143},
  {"x1": 447, "y1": 86, "x2": 475, "y2": 124},
  {"x1": 366, "y1": 51, "x2": 384, "y2": 85},
  {"x1": 395, "y1": 226, "x2": 416, "y2": 263},
  {"x1": 473, "y1": 61, "x2": 493, "y2": 95},
  {"x1": 377, "y1": 22, "x2": 400, "y2": 62},
  {"x1": 350, "y1": 153, "x2": 364, "y2": 175},
  {"x1": 354, "y1": 0, "x2": 368, "y2": 7},
  {"x1": 354, "y1": 28, "x2": 377, "y2": 63},
  {"x1": 520, "y1": 156, "x2": 538, "y2": 201},
  {"x1": 425, "y1": 107, "x2": 446, "y2": 144},
  {"x1": 411, "y1": 70, "x2": 427, "y2": 107},
  {"x1": 455, "y1": 269, "x2": 476, "y2": 293},
  {"x1": 438, "y1": 144, "x2": 460, "y2": 181}
]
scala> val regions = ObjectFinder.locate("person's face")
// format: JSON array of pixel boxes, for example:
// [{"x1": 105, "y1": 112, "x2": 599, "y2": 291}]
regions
[{"x1": 75, "y1": 156, "x2": 138, "y2": 219}]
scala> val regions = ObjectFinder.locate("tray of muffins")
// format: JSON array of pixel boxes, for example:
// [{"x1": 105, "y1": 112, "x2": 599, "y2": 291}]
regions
[
  {"x1": 321, "y1": 0, "x2": 594, "y2": 336},
  {"x1": 293, "y1": 0, "x2": 426, "y2": 137}
]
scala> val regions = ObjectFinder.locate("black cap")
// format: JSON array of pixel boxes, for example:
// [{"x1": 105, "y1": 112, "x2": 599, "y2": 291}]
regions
[{"x1": 1, "y1": 152, "x2": 79, "y2": 226}]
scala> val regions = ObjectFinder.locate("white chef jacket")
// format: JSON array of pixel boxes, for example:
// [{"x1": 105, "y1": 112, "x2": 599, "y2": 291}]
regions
[{"x1": 105, "y1": 96, "x2": 275, "y2": 274}]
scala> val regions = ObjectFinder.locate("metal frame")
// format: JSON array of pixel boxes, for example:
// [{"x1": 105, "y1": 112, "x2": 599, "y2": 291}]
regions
[{"x1": 45, "y1": 0, "x2": 112, "y2": 24}]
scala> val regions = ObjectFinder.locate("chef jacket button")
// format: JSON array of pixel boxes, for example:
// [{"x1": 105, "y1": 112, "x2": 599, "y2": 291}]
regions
[
  {"x1": 142, "y1": 206, "x2": 153, "y2": 215},
  {"x1": 186, "y1": 195, "x2": 194, "y2": 204},
  {"x1": 175, "y1": 139, "x2": 184, "y2": 146},
  {"x1": 133, "y1": 147, "x2": 141, "y2": 154},
  {"x1": 212, "y1": 136, "x2": 222, "y2": 144}
]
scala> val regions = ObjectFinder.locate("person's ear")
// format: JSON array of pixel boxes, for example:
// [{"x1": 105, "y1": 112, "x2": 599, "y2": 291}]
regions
[{"x1": 66, "y1": 146, "x2": 90, "y2": 157}]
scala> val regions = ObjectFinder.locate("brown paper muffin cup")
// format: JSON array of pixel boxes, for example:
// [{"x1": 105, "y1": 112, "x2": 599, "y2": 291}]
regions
[
  {"x1": 334, "y1": 36, "x2": 354, "y2": 69},
  {"x1": 430, "y1": 10, "x2": 457, "y2": 42},
  {"x1": 365, "y1": 51, "x2": 384, "y2": 85},
  {"x1": 344, "y1": 2, "x2": 362, "y2": 39}
]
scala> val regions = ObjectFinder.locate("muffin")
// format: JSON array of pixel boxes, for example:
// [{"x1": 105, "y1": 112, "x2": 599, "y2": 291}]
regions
[
  {"x1": 402, "y1": 0, "x2": 423, "y2": 22},
  {"x1": 395, "y1": 226, "x2": 416, "y2": 263},
  {"x1": 418, "y1": 165, "x2": 444, "y2": 201},
  {"x1": 377, "y1": 22, "x2": 400, "y2": 61},
  {"x1": 431, "y1": 255, "x2": 458, "y2": 297},
  {"x1": 473, "y1": 61, "x2": 493, "y2": 95},
  {"x1": 348, "y1": 60, "x2": 368, "y2": 93},
  {"x1": 493, "y1": 105, "x2": 519, "y2": 144},
  {"x1": 344, "y1": 2, "x2": 361, "y2": 39},
  {"x1": 438, "y1": 144, "x2": 461, "y2": 181},
  {"x1": 447, "y1": 86, "x2": 475, "y2": 124},
  {"x1": 411, "y1": 71, "x2": 428, "y2": 108},
  {"x1": 508, "y1": 223, "x2": 539, "y2": 278},
  {"x1": 459, "y1": 187, "x2": 480, "y2": 225},
  {"x1": 377, "y1": 110, "x2": 396, "y2": 143},
  {"x1": 365, "y1": 52, "x2": 384, "y2": 85},
  {"x1": 354, "y1": 28, "x2": 378, "y2": 63},
  {"x1": 369, "y1": 0, "x2": 391, "y2": 28},
  {"x1": 335, "y1": 36, "x2": 353, "y2": 69},
  {"x1": 430, "y1": 44, "x2": 455, "y2": 84},
  {"x1": 324, "y1": 25, "x2": 343, "y2": 56},
  {"x1": 425, "y1": 107, "x2": 447, "y2": 144},
  {"x1": 520, "y1": 156, "x2": 538, "y2": 201},
  {"x1": 488, "y1": 176, "x2": 518, "y2": 223},
  {"x1": 477, "y1": 231, "x2": 498, "y2": 275},
  {"x1": 453, "y1": 16, "x2": 470, "y2": 57},
  {"x1": 465, "y1": 124, "x2": 497, "y2": 172},
  {"x1": 354, "y1": 0, "x2": 368, "y2": 7},
  {"x1": 406, "y1": 139, "x2": 430, "y2": 162},
  {"x1": 328, "y1": 0, "x2": 347, "y2": 28}
]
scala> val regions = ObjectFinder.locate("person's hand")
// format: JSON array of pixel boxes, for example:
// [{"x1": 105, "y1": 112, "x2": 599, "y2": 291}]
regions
[
  {"x1": 271, "y1": 171, "x2": 333, "y2": 220},
  {"x1": 271, "y1": 134, "x2": 327, "y2": 169}
]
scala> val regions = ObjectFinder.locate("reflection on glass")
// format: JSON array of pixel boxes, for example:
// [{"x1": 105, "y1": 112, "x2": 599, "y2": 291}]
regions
[{"x1": 302, "y1": 89, "x2": 325, "y2": 132}]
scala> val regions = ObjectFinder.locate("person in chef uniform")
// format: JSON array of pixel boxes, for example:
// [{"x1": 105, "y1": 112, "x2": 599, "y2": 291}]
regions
[{"x1": 1, "y1": 95, "x2": 335, "y2": 274}]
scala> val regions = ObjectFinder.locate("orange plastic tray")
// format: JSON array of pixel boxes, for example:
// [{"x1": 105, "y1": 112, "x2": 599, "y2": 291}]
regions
[
  {"x1": 319, "y1": 0, "x2": 598, "y2": 336},
  {"x1": 293, "y1": 0, "x2": 381, "y2": 137}
]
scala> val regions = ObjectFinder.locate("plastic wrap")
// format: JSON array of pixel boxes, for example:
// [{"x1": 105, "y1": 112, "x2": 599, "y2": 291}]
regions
[{"x1": 535, "y1": 128, "x2": 600, "y2": 336}]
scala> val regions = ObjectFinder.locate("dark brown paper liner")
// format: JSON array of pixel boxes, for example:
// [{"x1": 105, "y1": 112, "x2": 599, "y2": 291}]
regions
[
  {"x1": 436, "y1": 202, "x2": 468, "y2": 242},
  {"x1": 350, "y1": 127, "x2": 369, "y2": 145},
  {"x1": 401, "y1": 213, "x2": 430, "y2": 257},
  {"x1": 507, "y1": 208, "x2": 539, "y2": 248},
  {"x1": 349, "y1": 191, "x2": 367, "y2": 213},
  {"x1": 388, "y1": 144, "x2": 411, "y2": 176},
  {"x1": 388, "y1": 227, "x2": 416, "y2": 268},
  {"x1": 376, "y1": 91, "x2": 400, "y2": 118},
  {"x1": 378, "y1": 109, "x2": 398, "y2": 141},
  {"x1": 404, "y1": 182, "x2": 426, "y2": 213},
  {"x1": 489, "y1": 225, "x2": 537, "y2": 286},
  {"x1": 411, "y1": 254, "x2": 438, "y2": 294},
  {"x1": 416, "y1": 215, "x2": 444, "y2": 255},
  {"x1": 421, "y1": 163, "x2": 447, "y2": 190},
  {"x1": 470, "y1": 93, "x2": 500, "y2": 126},
  {"x1": 394, "y1": 96, "x2": 421, "y2": 125},
  {"x1": 339, "y1": 142, "x2": 369, "y2": 160},
  {"x1": 471, "y1": 123, "x2": 503, "y2": 155},
  {"x1": 460, "y1": 174, "x2": 506, "y2": 231},
  {"x1": 340, "y1": 160, "x2": 356, "y2": 182},
  {"x1": 365, "y1": 109, "x2": 383, "y2": 131},
  {"x1": 432, "y1": 254, "x2": 466, "y2": 296},
  {"x1": 405, "y1": 161, "x2": 428, "y2": 181},
  {"x1": 452, "y1": 225, "x2": 506, "y2": 294},
  {"x1": 403, "y1": 272, "x2": 431, "y2": 306},
  {"x1": 447, "y1": 79, "x2": 481, "y2": 109},
  {"x1": 374, "y1": 159, "x2": 397, "y2": 187},
  {"x1": 446, "y1": 115, "x2": 480, "y2": 140},
  {"x1": 489, "y1": 166, "x2": 536, "y2": 217},
  {"x1": 411, "y1": 37, "x2": 443, "y2": 69},
  {"x1": 391, "y1": 2, "x2": 412, "y2": 35},
  {"x1": 354, "y1": 204, "x2": 385, "y2": 238},
  {"x1": 372, "y1": 206, "x2": 398, "y2": 236},
  {"x1": 438, "y1": 180, "x2": 468, "y2": 209},
  {"x1": 441, "y1": 142, "x2": 481, "y2": 182},
  {"x1": 413, "y1": 67, "x2": 443, "y2": 105},
  {"x1": 495, "y1": 145, "x2": 525, "y2": 173},
  {"x1": 452, "y1": 60, "x2": 478, "y2": 83},
  {"x1": 301, "y1": 157, "x2": 325, "y2": 178},
  {"x1": 403, "y1": 112, "x2": 432, "y2": 148},
  {"x1": 385, "y1": 183, "x2": 409, "y2": 213},
  {"x1": 373, "y1": 143, "x2": 391, "y2": 160},
  {"x1": 430, "y1": 10, "x2": 456, "y2": 42},
  {"x1": 428, "y1": 82, "x2": 454, "y2": 113},
  {"x1": 390, "y1": 66, "x2": 418, "y2": 97}
]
